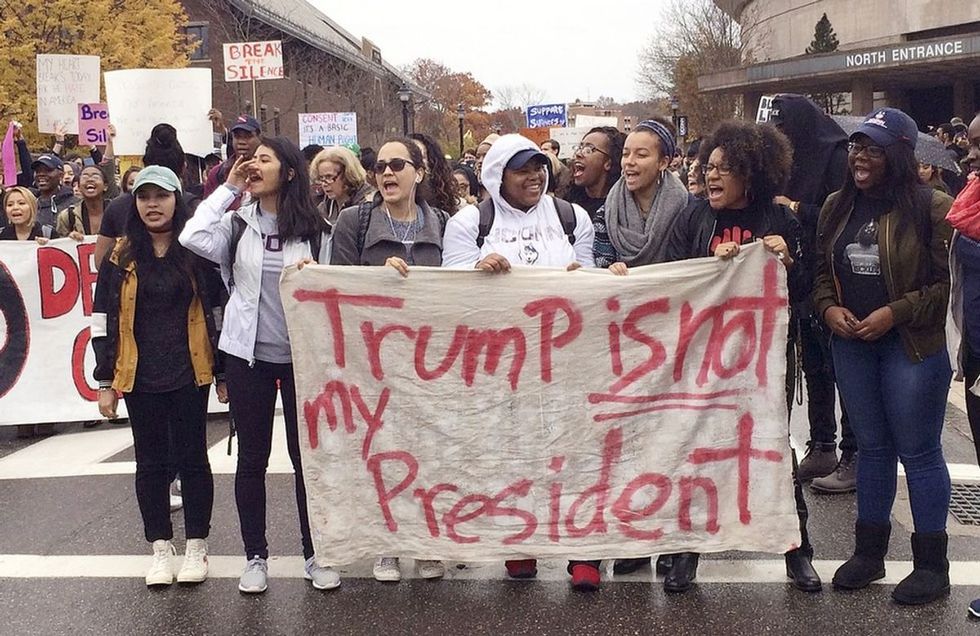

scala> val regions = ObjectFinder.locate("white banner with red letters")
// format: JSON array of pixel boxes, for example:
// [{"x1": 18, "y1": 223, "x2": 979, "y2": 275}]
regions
[
  {"x1": 0, "y1": 238, "x2": 225, "y2": 425},
  {"x1": 281, "y1": 245, "x2": 801, "y2": 564}
]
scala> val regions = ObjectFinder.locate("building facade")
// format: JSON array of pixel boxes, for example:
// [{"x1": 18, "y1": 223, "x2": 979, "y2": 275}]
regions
[
  {"x1": 702, "y1": 1, "x2": 980, "y2": 126},
  {"x1": 180, "y1": 0, "x2": 416, "y2": 148}
]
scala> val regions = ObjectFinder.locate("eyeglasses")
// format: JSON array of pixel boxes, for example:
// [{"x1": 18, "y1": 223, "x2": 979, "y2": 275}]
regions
[
  {"x1": 373, "y1": 158, "x2": 416, "y2": 174},
  {"x1": 847, "y1": 141, "x2": 886, "y2": 159},
  {"x1": 572, "y1": 143, "x2": 609, "y2": 158},
  {"x1": 315, "y1": 174, "x2": 340, "y2": 185},
  {"x1": 701, "y1": 163, "x2": 734, "y2": 176}
]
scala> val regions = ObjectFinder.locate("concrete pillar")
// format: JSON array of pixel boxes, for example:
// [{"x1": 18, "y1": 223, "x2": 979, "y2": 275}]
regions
[
  {"x1": 851, "y1": 79, "x2": 874, "y2": 116},
  {"x1": 953, "y1": 80, "x2": 976, "y2": 119},
  {"x1": 742, "y1": 91, "x2": 764, "y2": 121}
]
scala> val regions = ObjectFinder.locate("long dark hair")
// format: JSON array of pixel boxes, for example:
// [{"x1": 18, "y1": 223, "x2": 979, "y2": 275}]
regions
[
  {"x1": 409, "y1": 133, "x2": 458, "y2": 212},
  {"x1": 823, "y1": 137, "x2": 923, "y2": 241},
  {"x1": 121, "y1": 188, "x2": 192, "y2": 276},
  {"x1": 257, "y1": 136, "x2": 325, "y2": 241},
  {"x1": 557, "y1": 126, "x2": 625, "y2": 202},
  {"x1": 370, "y1": 138, "x2": 428, "y2": 207}
]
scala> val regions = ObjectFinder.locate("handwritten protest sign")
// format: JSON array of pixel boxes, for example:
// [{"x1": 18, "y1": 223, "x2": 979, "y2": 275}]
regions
[
  {"x1": 36, "y1": 55, "x2": 101, "y2": 134},
  {"x1": 0, "y1": 239, "x2": 227, "y2": 425},
  {"x1": 281, "y1": 246, "x2": 800, "y2": 564},
  {"x1": 223, "y1": 40, "x2": 284, "y2": 82},
  {"x1": 104, "y1": 69, "x2": 213, "y2": 157},
  {"x1": 548, "y1": 127, "x2": 592, "y2": 159},
  {"x1": 298, "y1": 112, "x2": 358, "y2": 148},
  {"x1": 526, "y1": 103, "x2": 567, "y2": 129},
  {"x1": 77, "y1": 103, "x2": 110, "y2": 146}
]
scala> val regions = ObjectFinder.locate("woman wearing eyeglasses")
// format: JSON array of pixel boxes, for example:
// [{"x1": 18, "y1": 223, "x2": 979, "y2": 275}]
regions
[
  {"x1": 329, "y1": 138, "x2": 450, "y2": 582},
  {"x1": 558, "y1": 126, "x2": 626, "y2": 219},
  {"x1": 661, "y1": 119, "x2": 821, "y2": 595},
  {"x1": 814, "y1": 108, "x2": 954, "y2": 606},
  {"x1": 310, "y1": 146, "x2": 374, "y2": 226}
]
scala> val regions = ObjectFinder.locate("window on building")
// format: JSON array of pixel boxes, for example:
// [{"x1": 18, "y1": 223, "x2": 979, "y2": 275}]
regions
[
  {"x1": 371, "y1": 48, "x2": 382, "y2": 64},
  {"x1": 185, "y1": 23, "x2": 210, "y2": 61}
]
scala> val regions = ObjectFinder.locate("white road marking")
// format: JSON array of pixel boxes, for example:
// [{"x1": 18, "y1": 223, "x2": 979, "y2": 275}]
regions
[{"x1": 2, "y1": 554, "x2": 980, "y2": 586}]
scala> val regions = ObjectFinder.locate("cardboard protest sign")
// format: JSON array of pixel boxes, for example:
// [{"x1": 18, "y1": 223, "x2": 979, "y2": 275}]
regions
[
  {"x1": 77, "y1": 103, "x2": 110, "y2": 146},
  {"x1": 0, "y1": 239, "x2": 227, "y2": 425},
  {"x1": 36, "y1": 55, "x2": 101, "y2": 134},
  {"x1": 548, "y1": 127, "x2": 592, "y2": 159},
  {"x1": 526, "y1": 103, "x2": 567, "y2": 129},
  {"x1": 281, "y1": 245, "x2": 801, "y2": 565},
  {"x1": 298, "y1": 112, "x2": 358, "y2": 148},
  {"x1": 104, "y1": 69, "x2": 213, "y2": 157},
  {"x1": 223, "y1": 40, "x2": 284, "y2": 82}
]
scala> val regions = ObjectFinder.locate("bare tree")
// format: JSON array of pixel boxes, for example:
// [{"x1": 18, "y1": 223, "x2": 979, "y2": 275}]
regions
[
  {"x1": 495, "y1": 83, "x2": 547, "y2": 111},
  {"x1": 636, "y1": 0, "x2": 758, "y2": 137}
]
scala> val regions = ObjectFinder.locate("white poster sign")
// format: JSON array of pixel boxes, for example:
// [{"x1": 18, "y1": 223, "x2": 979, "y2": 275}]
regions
[
  {"x1": 298, "y1": 112, "x2": 358, "y2": 148},
  {"x1": 104, "y1": 69, "x2": 214, "y2": 157},
  {"x1": 36, "y1": 55, "x2": 101, "y2": 134},
  {"x1": 223, "y1": 40, "x2": 284, "y2": 82},
  {"x1": 281, "y1": 246, "x2": 801, "y2": 565},
  {"x1": 548, "y1": 127, "x2": 592, "y2": 159},
  {"x1": 574, "y1": 114, "x2": 619, "y2": 129}
]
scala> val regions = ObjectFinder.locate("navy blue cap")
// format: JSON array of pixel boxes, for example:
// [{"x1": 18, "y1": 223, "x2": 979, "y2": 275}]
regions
[
  {"x1": 505, "y1": 148, "x2": 548, "y2": 171},
  {"x1": 852, "y1": 108, "x2": 918, "y2": 149},
  {"x1": 32, "y1": 153, "x2": 64, "y2": 171},
  {"x1": 230, "y1": 114, "x2": 261, "y2": 134}
]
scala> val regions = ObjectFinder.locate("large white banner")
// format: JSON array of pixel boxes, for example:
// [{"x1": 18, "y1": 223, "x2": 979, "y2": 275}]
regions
[
  {"x1": 0, "y1": 239, "x2": 227, "y2": 426},
  {"x1": 104, "y1": 69, "x2": 213, "y2": 157},
  {"x1": 36, "y1": 54, "x2": 101, "y2": 134},
  {"x1": 281, "y1": 246, "x2": 801, "y2": 565}
]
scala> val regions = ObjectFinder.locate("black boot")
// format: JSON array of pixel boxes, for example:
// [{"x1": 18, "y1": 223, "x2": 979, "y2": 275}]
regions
[
  {"x1": 613, "y1": 557, "x2": 650, "y2": 575},
  {"x1": 654, "y1": 554, "x2": 674, "y2": 576},
  {"x1": 663, "y1": 552, "x2": 699, "y2": 593},
  {"x1": 832, "y1": 521, "x2": 890, "y2": 590},
  {"x1": 785, "y1": 547, "x2": 822, "y2": 592},
  {"x1": 891, "y1": 532, "x2": 950, "y2": 605}
]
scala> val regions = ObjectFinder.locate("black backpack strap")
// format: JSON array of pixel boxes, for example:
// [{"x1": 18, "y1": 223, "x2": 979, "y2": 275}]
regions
[
  {"x1": 309, "y1": 230, "x2": 323, "y2": 263},
  {"x1": 354, "y1": 201, "x2": 374, "y2": 259},
  {"x1": 551, "y1": 195, "x2": 578, "y2": 245},
  {"x1": 226, "y1": 213, "x2": 247, "y2": 289},
  {"x1": 476, "y1": 198, "x2": 495, "y2": 248}
]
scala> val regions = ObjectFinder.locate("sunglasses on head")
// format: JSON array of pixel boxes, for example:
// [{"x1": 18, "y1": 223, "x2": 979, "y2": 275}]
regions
[{"x1": 373, "y1": 158, "x2": 416, "y2": 174}]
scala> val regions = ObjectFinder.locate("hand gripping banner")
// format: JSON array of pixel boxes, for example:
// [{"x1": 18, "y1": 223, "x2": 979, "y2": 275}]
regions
[{"x1": 280, "y1": 244, "x2": 801, "y2": 565}]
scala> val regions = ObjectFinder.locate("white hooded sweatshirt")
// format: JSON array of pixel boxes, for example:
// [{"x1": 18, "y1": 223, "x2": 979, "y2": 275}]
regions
[{"x1": 441, "y1": 134, "x2": 594, "y2": 269}]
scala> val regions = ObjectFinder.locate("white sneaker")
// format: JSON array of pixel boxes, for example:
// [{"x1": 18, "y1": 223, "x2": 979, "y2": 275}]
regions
[
  {"x1": 177, "y1": 538, "x2": 208, "y2": 583},
  {"x1": 145, "y1": 539, "x2": 176, "y2": 586},
  {"x1": 238, "y1": 556, "x2": 268, "y2": 594},
  {"x1": 373, "y1": 556, "x2": 401, "y2": 582},
  {"x1": 415, "y1": 559, "x2": 445, "y2": 579},
  {"x1": 304, "y1": 556, "x2": 341, "y2": 590},
  {"x1": 169, "y1": 479, "x2": 182, "y2": 513}
]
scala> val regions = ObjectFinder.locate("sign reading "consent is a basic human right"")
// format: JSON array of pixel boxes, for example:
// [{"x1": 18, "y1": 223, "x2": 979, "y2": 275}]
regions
[{"x1": 282, "y1": 245, "x2": 801, "y2": 565}]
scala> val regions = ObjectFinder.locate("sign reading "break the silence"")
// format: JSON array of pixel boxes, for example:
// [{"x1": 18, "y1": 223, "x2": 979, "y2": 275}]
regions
[{"x1": 845, "y1": 39, "x2": 965, "y2": 68}]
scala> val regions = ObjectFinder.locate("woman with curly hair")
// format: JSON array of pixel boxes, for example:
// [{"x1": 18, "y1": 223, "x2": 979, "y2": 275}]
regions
[
  {"x1": 558, "y1": 126, "x2": 626, "y2": 218},
  {"x1": 660, "y1": 119, "x2": 822, "y2": 595},
  {"x1": 309, "y1": 146, "x2": 374, "y2": 225},
  {"x1": 410, "y1": 133, "x2": 460, "y2": 213}
]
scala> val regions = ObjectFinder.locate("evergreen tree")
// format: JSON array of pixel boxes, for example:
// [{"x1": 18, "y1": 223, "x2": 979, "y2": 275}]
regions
[{"x1": 807, "y1": 13, "x2": 840, "y2": 54}]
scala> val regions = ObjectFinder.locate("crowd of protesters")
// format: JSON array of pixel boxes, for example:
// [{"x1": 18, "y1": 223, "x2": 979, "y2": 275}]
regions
[{"x1": 1, "y1": 98, "x2": 979, "y2": 618}]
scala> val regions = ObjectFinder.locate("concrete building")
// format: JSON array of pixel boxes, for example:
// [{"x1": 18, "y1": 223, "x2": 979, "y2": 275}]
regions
[
  {"x1": 179, "y1": 0, "x2": 416, "y2": 147},
  {"x1": 701, "y1": 1, "x2": 980, "y2": 126}
]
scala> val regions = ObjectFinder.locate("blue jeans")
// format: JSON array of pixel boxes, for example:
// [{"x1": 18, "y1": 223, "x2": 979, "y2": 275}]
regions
[{"x1": 831, "y1": 331, "x2": 951, "y2": 532}]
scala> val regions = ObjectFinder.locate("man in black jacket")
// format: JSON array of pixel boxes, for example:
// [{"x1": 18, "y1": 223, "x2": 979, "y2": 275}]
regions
[{"x1": 31, "y1": 153, "x2": 77, "y2": 231}]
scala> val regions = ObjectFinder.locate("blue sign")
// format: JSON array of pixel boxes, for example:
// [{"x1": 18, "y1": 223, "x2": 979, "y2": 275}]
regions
[{"x1": 526, "y1": 103, "x2": 567, "y2": 129}]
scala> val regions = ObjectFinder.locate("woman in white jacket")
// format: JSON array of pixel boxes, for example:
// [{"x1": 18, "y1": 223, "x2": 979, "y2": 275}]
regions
[{"x1": 179, "y1": 137, "x2": 334, "y2": 594}]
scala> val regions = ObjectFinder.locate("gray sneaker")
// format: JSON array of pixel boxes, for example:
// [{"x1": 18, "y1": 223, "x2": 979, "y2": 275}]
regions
[
  {"x1": 797, "y1": 446, "x2": 838, "y2": 481},
  {"x1": 304, "y1": 557, "x2": 341, "y2": 590},
  {"x1": 810, "y1": 453, "x2": 857, "y2": 494},
  {"x1": 239, "y1": 556, "x2": 268, "y2": 593}
]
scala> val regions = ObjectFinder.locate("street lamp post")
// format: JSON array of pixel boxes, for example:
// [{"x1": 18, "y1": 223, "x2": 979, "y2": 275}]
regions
[
  {"x1": 457, "y1": 103, "x2": 465, "y2": 158},
  {"x1": 397, "y1": 83, "x2": 412, "y2": 136}
]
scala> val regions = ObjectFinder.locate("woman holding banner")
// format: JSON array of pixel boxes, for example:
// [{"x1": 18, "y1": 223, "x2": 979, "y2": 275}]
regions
[
  {"x1": 91, "y1": 166, "x2": 220, "y2": 587},
  {"x1": 179, "y1": 137, "x2": 336, "y2": 594},
  {"x1": 659, "y1": 119, "x2": 822, "y2": 594},
  {"x1": 329, "y1": 137, "x2": 449, "y2": 582}
]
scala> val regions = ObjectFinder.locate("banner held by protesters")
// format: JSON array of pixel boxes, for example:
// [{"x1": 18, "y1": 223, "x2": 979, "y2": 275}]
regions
[{"x1": 281, "y1": 244, "x2": 801, "y2": 565}]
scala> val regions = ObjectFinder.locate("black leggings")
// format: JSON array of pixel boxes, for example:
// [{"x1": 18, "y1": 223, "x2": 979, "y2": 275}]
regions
[
  {"x1": 964, "y1": 340, "x2": 980, "y2": 466},
  {"x1": 125, "y1": 384, "x2": 213, "y2": 543},
  {"x1": 225, "y1": 355, "x2": 314, "y2": 560}
]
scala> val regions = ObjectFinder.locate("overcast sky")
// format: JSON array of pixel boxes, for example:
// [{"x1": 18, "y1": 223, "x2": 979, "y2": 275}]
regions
[{"x1": 310, "y1": 0, "x2": 663, "y2": 107}]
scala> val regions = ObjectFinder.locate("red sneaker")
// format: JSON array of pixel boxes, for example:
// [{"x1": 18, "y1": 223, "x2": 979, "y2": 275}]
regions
[
  {"x1": 505, "y1": 559, "x2": 538, "y2": 579},
  {"x1": 571, "y1": 563, "x2": 601, "y2": 591}
]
